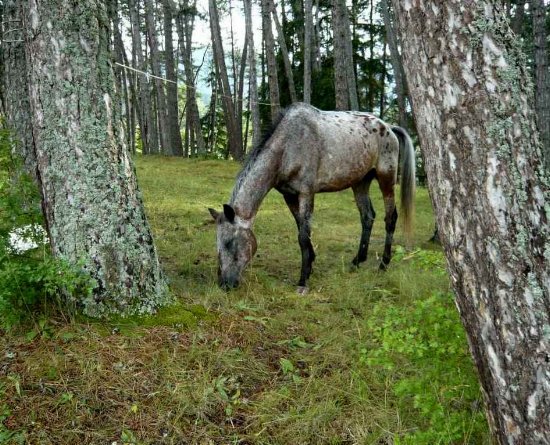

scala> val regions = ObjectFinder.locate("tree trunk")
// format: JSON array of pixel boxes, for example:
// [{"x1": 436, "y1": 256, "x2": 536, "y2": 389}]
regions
[
  {"x1": 332, "y1": 0, "x2": 356, "y2": 110},
  {"x1": 381, "y1": 0, "x2": 408, "y2": 129},
  {"x1": 243, "y1": 0, "x2": 261, "y2": 148},
  {"x1": 531, "y1": 0, "x2": 549, "y2": 169},
  {"x1": 1, "y1": 0, "x2": 35, "y2": 176},
  {"x1": 209, "y1": 0, "x2": 243, "y2": 160},
  {"x1": 22, "y1": 0, "x2": 169, "y2": 317},
  {"x1": 144, "y1": 0, "x2": 169, "y2": 154},
  {"x1": 128, "y1": 0, "x2": 158, "y2": 154},
  {"x1": 177, "y1": 0, "x2": 206, "y2": 156},
  {"x1": 270, "y1": 0, "x2": 297, "y2": 103},
  {"x1": 391, "y1": 1, "x2": 550, "y2": 443},
  {"x1": 303, "y1": 0, "x2": 313, "y2": 103},
  {"x1": 163, "y1": 0, "x2": 184, "y2": 156},
  {"x1": 512, "y1": 0, "x2": 526, "y2": 35},
  {"x1": 261, "y1": 0, "x2": 281, "y2": 121}
]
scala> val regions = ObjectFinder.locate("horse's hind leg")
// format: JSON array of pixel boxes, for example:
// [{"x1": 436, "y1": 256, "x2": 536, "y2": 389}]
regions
[
  {"x1": 283, "y1": 193, "x2": 315, "y2": 289},
  {"x1": 352, "y1": 173, "x2": 376, "y2": 266},
  {"x1": 378, "y1": 173, "x2": 398, "y2": 270}
]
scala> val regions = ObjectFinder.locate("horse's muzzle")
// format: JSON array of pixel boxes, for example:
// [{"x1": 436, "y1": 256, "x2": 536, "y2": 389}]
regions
[{"x1": 219, "y1": 277, "x2": 239, "y2": 291}]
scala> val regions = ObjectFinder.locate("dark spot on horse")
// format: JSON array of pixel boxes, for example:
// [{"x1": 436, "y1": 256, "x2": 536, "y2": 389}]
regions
[
  {"x1": 372, "y1": 128, "x2": 378, "y2": 133},
  {"x1": 379, "y1": 126, "x2": 385, "y2": 136}
]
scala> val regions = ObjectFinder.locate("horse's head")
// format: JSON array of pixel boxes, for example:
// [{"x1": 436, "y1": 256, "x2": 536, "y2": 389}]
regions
[{"x1": 209, "y1": 204, "x2": 257, "y2": 290}]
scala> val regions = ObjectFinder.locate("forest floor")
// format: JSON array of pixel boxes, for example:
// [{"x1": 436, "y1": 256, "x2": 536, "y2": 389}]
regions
[{"x1": 1, "y1": 157, "x2": 490, "y2": 444}]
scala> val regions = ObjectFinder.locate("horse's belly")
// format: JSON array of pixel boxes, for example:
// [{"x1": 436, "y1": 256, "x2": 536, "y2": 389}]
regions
[{"x1": 316, "y1": 152, "x2": 376, "y2": 192}]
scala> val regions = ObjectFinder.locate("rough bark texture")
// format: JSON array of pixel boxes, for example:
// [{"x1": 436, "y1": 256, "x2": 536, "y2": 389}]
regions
[
  {"x1": 23, "y1": 0, "x2": 169, "y2": 317},
  {"x1": 332, "y1": 0, "x2": 357, "y2": 110},
  {"x1": 243, "y1": 0, "x2": 261, "y2": 148},
  {"x1": 391, "y1": 1, "x2": 549, "y2": 443},
  {"x1": 1, "y1": 0, "x2": 35, "y2": 176},
  {"x1": 261, "y1": 0, "x2": 281, "y2": 121},
  {"x1": 163, "y1": 0, "x2": 184, "y2": 156},
  {"x1": 209, "y1": 0, "x2": 243, "y2": 159},
  {"x1": 531, "y1": 0, "x2": 549, "y2": 169}
]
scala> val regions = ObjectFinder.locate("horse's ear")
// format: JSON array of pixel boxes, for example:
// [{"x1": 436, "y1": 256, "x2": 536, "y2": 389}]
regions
[
  {"x1": 208, "y1": 208, "x2": 219, "y2": 220},
  {"x1": 223, "y1": 204, "x2": 235, "y2": 223}
]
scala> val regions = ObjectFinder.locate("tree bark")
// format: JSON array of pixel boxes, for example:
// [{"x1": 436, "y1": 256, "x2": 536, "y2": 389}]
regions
[
  {"x1": 261, "y1": 0, "x2": 281, "y2": 121},
  {"x1": 270, "y1": 0, "x2": 297, "y2": 103},
  {"x1": 22, "y1": 0, "x2": 169, "y2": 317},
  {"x1": 128, "y1": 0, "x2": 158, "y2": 154},
  {"x1": 163, "y1": 0, "x2": 184, "y2": 156},
  {"x1": 391, "y1": 1, "x2": 549, "y2": 443},
  {"x1": 531, "y1": 0, "x2": 549, "y2": 169},
  {"x1": 176, "y1": 0, "x2": 206, "y2": 156},
  {"x1": 209, "y1": 0, "x2": 243, "y2": 160},
  {"x1": 332, "y1": 0, "x2": 357, "y2": 110},
  {"x1": 243, "y1": 0, "x2": 261, "y2": 148},
  {"x1": 303, "y1": 0, "x2": 313, "y2": 103},
  {"x1": 381, "y1": 0, "x2": 408, "y2": 129},
  {"x1": 1, "y1": 0, "x2": 35, "y2": 176},
  {"x1": 144, "y1": 0, "x2": 170, "y2": 154}
]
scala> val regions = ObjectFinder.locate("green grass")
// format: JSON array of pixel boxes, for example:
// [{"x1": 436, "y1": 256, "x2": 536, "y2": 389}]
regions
[{"x1": 0, "y1": 156, "x2": 490, "y2": 444}]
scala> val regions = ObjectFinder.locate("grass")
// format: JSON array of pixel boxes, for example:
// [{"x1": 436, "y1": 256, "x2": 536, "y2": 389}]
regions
[{"x1": 0, "y1": 156, "x2": 490, "y2": 444}]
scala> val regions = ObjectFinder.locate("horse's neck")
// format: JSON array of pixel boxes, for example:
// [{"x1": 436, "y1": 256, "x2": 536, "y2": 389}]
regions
[{"x1": 230, "y1": 150, "x2": 278, "y2": 223}]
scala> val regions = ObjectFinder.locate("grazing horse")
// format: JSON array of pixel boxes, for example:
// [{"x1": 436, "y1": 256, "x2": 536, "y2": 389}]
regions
[{"x1": 209, "y1": 102, "x2": 415, "y2": 292}]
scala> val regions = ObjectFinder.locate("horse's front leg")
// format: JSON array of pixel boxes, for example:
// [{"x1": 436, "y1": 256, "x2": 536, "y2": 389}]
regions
[{"x1": 283, "y1": 193, "x2": 315, "y2": 293}]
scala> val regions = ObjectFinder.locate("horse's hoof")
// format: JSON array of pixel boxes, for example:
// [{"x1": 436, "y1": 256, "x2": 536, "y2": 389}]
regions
[
  {"x1": 349, "y1": 263, "x2": 359, "y2": 273},
  {"x1": 379, "y1": 262, "x2": 389, "y2": 271},
  {"x1": 296, "y1": 286, "x2": 309, "y2": 295}
]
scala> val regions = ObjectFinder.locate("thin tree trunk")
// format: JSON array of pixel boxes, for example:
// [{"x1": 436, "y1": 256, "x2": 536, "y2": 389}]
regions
[
  {"x1": 144, "y1": 0, "x2": 169, "y2": 154},
  {"x1": 177, "y1": 0, "x2": 206, "y2": 156},
  {"x1": 381, "y1": 0, "x2": 408, "y2": 129},
  {"x1": 342, "y1": 0, "x2": 358, "y2": 110},
  {"x1": 512, "y1": 0, "x2": 526, "y2": 35},
  {"x1": 531, "y1": 0, "x2": 549, "y2": 169},
  {"x1": 303, "y1": 0, "x2": 313, "y2": 103},
  {"x1": 271, "y1": 0, "x2": 297, "y2": 103},
  {"x1": 332, "y1": 0, "x2": 350, "y2": 110},
  {"x1": 209, "y1": 0, "x2": 243, "y2": 160},
  {"x1": 243, "y1": 0, "x2": 261, "y2": 149},
  {"x1": 379, "y1": 37, "x2": 387, "y2": 118},
  {"x1": 163, "y1": 0, "x2": 184, "y2": 156},
  {"x1": 128, "y1": 0, "x2": 158, "y2": 154},
  {"x1": 261, "y1": 0, "x2": 281, "y2": 121},
  {"x1": 22, "y1": 0, "x2": 169, "y2": 317},
  {"x1": 391, "y1": 1, "x2": 550, "y2": 442}
]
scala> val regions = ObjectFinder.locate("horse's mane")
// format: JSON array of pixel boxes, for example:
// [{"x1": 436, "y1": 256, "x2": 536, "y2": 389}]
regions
[{"x1": 230, "y1": 110, "x2": 287, "y2": 204}]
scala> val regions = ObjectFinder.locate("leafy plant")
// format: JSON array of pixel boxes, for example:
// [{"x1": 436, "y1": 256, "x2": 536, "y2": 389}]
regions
[
  {"x1": 363, "y1": 292, "x2": 488, "y2": 444},
  {"x1": 0, "y1": 128, "x2": 94, "y2": 330}
]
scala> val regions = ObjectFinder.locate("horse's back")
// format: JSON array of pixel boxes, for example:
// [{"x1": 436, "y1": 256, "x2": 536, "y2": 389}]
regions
[{"x1": 275, "y1": 104, "x2": 399, "y2": 193}]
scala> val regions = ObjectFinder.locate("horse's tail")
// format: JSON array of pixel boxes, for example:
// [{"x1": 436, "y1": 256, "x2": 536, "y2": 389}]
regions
[{"x1": 392, "y1": 126, "x2": 416, "y2": 241}]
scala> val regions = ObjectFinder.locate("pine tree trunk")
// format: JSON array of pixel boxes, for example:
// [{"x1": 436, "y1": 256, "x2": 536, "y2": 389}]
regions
[
  {"x1": 163, "y1": 0, "x2": 184, "y2": 156},
  {"x1": 22, "y1": 0, "x2": 169, "y2": 317},
  {"x1": 144, "y1": 0, "x2": 169, "y2": 154},
  {"x1": 332, "y1": 0, "x2": 350, "y2": 110},
  {"x1": 1, "y1": 0, "x2": 35, "y2": 176},
  {"x1": 209, "y1": 0, "x2": 243, "y2": 160},
  {"x1": 176, "y1": 0, "x2": 206, "y2": 156},
  {"x1": 531, "y1": 0, "x2": 549, "y2": 169},
  {"x1": 128, "y1": 0, "x2": 158, "y2": 154},
  {"x1": 303, "y1": 0, "x2": 313, "y2": 103},
  {"x1": 381, "y1": 0, "x2": 408, "y2": 129},
  {"x1": 243, "y1": 0, "x2": 261, "y2": 149},
  {"x1": 261, "y1": 0, "x2": 281, "y2": 121},
  {"x1": 270, "y1": 0, "x2": 297, "y2": 103},
  {"x1": 391, "y1": 1, "x2": 550, "y2": 442}
]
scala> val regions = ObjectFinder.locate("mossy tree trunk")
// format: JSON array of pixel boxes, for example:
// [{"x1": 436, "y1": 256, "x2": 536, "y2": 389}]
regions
[
  {"x1": 391, "y1": 1, "x2": 549, "y2": 443},
  {"x1": 22, "y1": 0, "x2": 169, "y2": 317}
]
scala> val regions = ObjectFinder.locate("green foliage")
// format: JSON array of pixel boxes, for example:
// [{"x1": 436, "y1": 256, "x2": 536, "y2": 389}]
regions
[
  {"x1": 0, "y1": 129, "x2": 93, "y2": 330},
  {"x1": 363, "y1": 291, "x2": 487, "y2": 444}
]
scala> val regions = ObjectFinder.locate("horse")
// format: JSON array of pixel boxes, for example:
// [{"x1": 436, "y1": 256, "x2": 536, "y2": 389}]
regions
[{"x1": 209, "y1": 102, "x2": 415, "y2": 293}]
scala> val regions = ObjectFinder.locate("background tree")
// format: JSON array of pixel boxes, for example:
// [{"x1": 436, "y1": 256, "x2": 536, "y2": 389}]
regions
[
  {"x1": 21, "y1": 0, "x2": 169, "y2": 317},
  {"x1": 391, "y1": 1, "x2": 549, "y2": 442}
]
